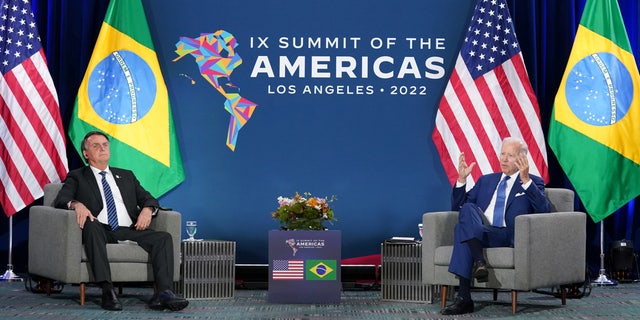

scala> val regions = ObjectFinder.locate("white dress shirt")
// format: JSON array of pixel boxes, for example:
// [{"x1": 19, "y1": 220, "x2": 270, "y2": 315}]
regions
[
  {"x1": 457, "y1": 172, "x2": 533, "y2": 227},
  {"x1": 89, "y1": 166, "x2": 133, "y2": 228}
]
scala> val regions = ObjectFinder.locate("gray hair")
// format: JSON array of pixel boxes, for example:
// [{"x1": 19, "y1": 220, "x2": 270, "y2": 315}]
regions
[{"x1": 502, "y1": 137, "x2": 528, "y2": 155}]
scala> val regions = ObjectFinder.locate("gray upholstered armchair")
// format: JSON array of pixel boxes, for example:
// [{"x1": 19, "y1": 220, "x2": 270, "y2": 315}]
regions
[
  {"x1": 421, "y1": 188, "x2": 587, "y2": 314},
  {"x1": 28, "y1": 183, "x2": 182, "y2": 305}
]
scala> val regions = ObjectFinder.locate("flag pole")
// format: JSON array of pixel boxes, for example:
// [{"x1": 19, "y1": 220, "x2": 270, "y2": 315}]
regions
[
  {"x1": 591, "y1": 220, "x2": 616, "y2": 286},
  {"x1": 0, "y1": 216, "x2": 22, "y2": 282}
]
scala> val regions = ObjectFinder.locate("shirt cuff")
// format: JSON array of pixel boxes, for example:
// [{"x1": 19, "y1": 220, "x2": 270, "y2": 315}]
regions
[{"x1": 521, "y1": 179, "x2": 532, "y2": 190}]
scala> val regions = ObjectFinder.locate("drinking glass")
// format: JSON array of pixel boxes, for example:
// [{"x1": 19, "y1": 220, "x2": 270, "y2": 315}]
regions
[
  {"x1": 418, "y1": 223, "x2": 423, "y2": 241},
  {"x1": 185, "y1": 220, "x2": 197, "y2": 241}
]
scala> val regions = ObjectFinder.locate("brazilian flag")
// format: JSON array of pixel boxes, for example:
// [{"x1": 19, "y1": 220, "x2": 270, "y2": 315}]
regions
[
  {"x1": 549, "y1": 0, "x2": 640, "y2": 222},
  {"x1": 306, "y1": 260, "x2": 337, "y2": 281},
  {"x1": 70, "y1": 0, "x2": 184, "y2": 197}
]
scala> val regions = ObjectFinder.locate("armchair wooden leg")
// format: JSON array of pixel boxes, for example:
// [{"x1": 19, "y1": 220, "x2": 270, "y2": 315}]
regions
[
  {"x1": 80, "y1": 283, "x2": 86, "y2": 306},
  {"x1": 45, "y1": 280, "x2": 52, "y2": 296},
  {"x1": 441, "y1": 285, "x2": 448, "y2": 309},
  {"x1": 493, "y1": 289, "x2": 498, "y2": 301},
  {"x1": 511, "y1": 290, "x2": 517, "y2": 314},
  {"x1": 560, "y1": 286, "x2": 567, "y2": 305}
]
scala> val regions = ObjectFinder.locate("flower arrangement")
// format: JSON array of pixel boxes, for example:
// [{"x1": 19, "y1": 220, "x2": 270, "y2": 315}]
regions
[{"x1": 271, "y1": 192, "x2": 337, "y2": 230}]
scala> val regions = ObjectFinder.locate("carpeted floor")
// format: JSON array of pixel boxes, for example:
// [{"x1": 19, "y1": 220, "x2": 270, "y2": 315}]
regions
[{"x1": 0, "y1": 280, "x2": 639, "y2": 319}]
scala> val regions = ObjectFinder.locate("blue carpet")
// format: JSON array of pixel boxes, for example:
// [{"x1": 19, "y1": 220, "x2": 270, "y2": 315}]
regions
[{"x1": 1, "y1": 281, "x2": 639, "y2": 319}]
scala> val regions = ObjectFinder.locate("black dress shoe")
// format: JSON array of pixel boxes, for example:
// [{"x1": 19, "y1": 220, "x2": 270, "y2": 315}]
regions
[
  {"x1": 441, "y1": 296, "x2": 474, "y2": 315},
  {"x1": 472, "y1": 259, "x2": 488, "y2": 282},
  {"x1": 101, "y1": 288, "x2": 122, "y2": 311},
  {"x1": 148, "y1": 290, "x2": 189, "y2": 311},
  {"x1": 148, "y1": 293, "x2": 163, "y2": 310}
]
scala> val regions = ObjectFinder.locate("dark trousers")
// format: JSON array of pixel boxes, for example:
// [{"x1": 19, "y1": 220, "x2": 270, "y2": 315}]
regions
[
  {"x1": 82, "y1": 219, "x2": 174, "y2": 292},
  {"x1": 448, "y1": 203, "x2": 510, "y2": 279}
]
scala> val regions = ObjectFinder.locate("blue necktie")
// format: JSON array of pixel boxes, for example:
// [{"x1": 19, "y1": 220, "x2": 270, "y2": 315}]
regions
[
  {"x1": 99, "y1": 171, "x2": 119, "y2": 231},
  {"x1": 492, "y1": 176, "x2": 510, "y2": 227}
]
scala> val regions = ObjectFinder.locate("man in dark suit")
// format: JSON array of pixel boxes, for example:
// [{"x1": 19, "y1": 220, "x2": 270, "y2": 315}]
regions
[
  {"x1": 441, "y1": 137, "x2": 551, "y2": 315},
  {"x1": 54, "y1": 131, "x2": 188, "y2": 311}
]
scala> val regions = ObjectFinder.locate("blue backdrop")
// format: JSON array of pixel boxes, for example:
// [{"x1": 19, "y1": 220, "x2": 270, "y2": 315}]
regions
[
  {"x1": 2, "y1": 0, "x2": 640, "y2": 272},
  {"x1": 150, "y1": 0, "x2": 475, "y2": 262}
]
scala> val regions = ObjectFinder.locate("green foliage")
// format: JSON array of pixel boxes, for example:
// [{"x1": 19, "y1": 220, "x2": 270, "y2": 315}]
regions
[{"x1": 271, "y1": 192, "x2": 337, "y2": 230}]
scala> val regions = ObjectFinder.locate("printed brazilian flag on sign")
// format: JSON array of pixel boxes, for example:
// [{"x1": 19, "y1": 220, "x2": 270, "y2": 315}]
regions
[
  {"x1": 70, "y1": 0, "x2": 184, "y2": 197},
  {"x1": 306, "y1": 260, "x2": 337, "y2": 281},
  {"x1": 549, "y1": 0, "x2": 640, "y2": 222}
]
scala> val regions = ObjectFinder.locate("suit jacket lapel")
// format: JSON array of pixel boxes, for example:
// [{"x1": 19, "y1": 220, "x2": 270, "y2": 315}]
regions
[
  {"x1": 82, "y1": 166, "x2": 103, "y2": 209},
  {"x1": 479, "y1": 173, "x2": 501, "y2": 211},
  {"x1": 505, "y1": 175, "x2": 523, "y2": 209}
]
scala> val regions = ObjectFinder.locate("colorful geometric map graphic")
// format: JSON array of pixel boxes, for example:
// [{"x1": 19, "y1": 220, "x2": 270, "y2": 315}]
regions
[{"x1": 174, "y1": 30, "x2": 257, "y2": 151}]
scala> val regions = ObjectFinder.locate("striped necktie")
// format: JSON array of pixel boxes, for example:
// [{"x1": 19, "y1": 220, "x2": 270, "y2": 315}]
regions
[
  {"x1": 99, "y1": 171, "x2": 119, "y2": 231},
  {"x1": 492, "y1": 176, "x2": 510, "y2": 227}
]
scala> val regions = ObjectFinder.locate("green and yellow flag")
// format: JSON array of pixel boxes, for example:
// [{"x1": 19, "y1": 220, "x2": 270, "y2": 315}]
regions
[
  {"x1": 305, "y1": 260, "x2": 337, "y2": 281},
  {"x1": 549, "y1": 0, "x2": 640, "y2": 222},
  {"x1": 70, "y1": 0, "x2": 184, "y2": 197}
]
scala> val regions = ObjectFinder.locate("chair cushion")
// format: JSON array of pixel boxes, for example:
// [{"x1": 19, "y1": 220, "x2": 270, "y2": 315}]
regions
[
  {"x1": 81, "y1": 241, "x2": 150, "y2": 263},
  {"x1": 434, "y1": 245, "x2": 515, "y2": 269}
]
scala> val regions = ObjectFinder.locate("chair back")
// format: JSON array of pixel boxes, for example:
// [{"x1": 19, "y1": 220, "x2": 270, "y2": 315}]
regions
[
  {"x1": 545, "y1": 188, "x2": 574, "y2": 212},
  {"x1": 43, "y1": 183, "x2": 64, "y2": 207}
]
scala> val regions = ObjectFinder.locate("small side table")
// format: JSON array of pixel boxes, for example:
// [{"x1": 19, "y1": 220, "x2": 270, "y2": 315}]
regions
[
  {"x1": 174, "y1": 240, "x2": 236, "y2": 299},
  {"x1": 381, "y1": 240, "x2": 443, "y2": 303}
]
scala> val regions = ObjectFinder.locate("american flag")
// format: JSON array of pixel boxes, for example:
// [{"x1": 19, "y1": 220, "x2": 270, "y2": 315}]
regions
[
  {"x1": 272, "y1": 260, "x2": 304, "y2": 280},
  {"x1": 0, "y1": 0, "x2": 68, "y2": 216},
  {"x1": 432, "y1": 0, "x2": 548, "y2": 188}
]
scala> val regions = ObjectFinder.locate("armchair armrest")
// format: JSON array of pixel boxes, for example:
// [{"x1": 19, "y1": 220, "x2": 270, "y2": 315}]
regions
[
  {"x1": 513, "y1": 211, "x2": 587, "y2": 290},
  {"x1": 150, "y1": 209, "x2": 181, "y2": 237},
  {"x1": 28, "y1": 206, "x2": 83, "y2": 283},
  {"x1": 422, "y1": 211, "x2": 458, "y2": 283}
]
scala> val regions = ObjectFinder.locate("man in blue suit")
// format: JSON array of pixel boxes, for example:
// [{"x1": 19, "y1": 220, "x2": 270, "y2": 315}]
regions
[{"x1": 441, "y1": 137, "x2": 551, "y2": 315}]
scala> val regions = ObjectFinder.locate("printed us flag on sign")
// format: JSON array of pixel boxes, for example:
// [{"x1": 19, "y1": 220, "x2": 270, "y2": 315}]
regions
[
  {"x1": 272, "y1": 260, "x2": 304, "y2": 280},
  {"x1": 0, "y1": 0, "x2": 68, "y2": 216},
  {"x1": 432, "y1": 0, "x2": 548, "y2": 189}
]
